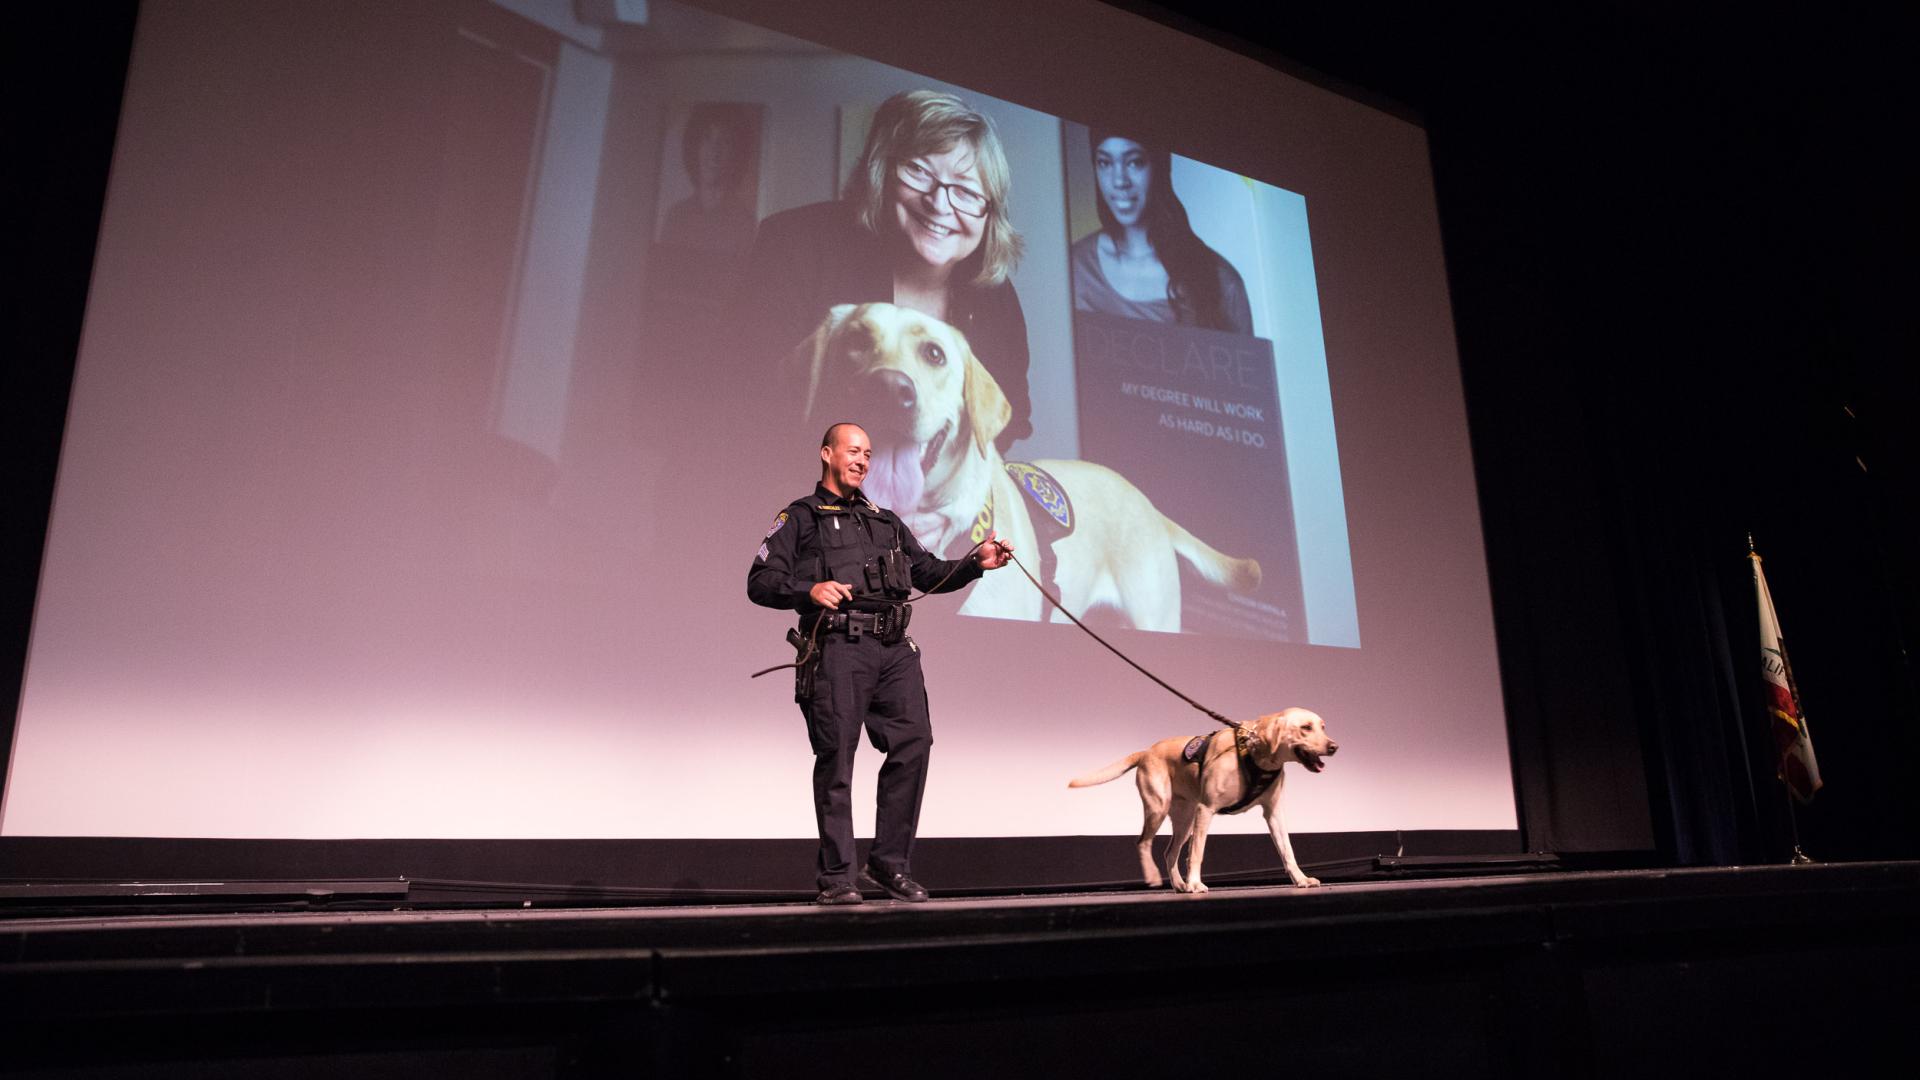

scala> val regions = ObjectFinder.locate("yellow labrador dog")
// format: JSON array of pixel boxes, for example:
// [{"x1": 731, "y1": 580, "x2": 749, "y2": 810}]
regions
[
  {"x1": 791, "y1": 302, "x2": 1260, "y2": 631},
  {"x1": 1069, "y1": 708, "x2": 1338, "y2": 891}
]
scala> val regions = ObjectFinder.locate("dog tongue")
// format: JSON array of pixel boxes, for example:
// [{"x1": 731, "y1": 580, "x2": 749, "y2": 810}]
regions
[{"x1": 862, "y1": 442, "x2": 925, "y2": 512}]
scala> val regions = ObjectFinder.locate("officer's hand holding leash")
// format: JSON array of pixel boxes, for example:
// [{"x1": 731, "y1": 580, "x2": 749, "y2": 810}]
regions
[
  {"x1": 972, "y1": 531, "x2": 1014, "y2": 571},
  {"x1": 754, "y1": 532, "x2": 1013, "y2": 685}
]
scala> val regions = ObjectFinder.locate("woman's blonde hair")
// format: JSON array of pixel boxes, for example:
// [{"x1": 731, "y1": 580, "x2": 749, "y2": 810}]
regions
[{"x1": 845, "y1": 90, "x2": 1025, "y2": 287}]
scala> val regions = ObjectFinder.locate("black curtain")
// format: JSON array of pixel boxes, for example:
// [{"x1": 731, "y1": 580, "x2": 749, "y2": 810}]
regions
[
  {"x1": 1413, "y1": 8, "x2": 1918, "y2": 864},
  {"x1": 0, "y1": 4, "x2": 140, "y2": 796},
  {"x1": 1146, "y1": 2, "x2": 1920, "y2": 863}
]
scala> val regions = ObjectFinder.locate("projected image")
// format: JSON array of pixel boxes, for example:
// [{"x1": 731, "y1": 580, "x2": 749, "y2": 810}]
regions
[
  {"x1": 737, "y1": 89, "x2": 1034, "y2": 455},
  {"x1": 722, "y1": 93, "x2": 1347, "y2": 641},
  {"x1": 1063, "y1": 125, "x2": 1318, "y2": 641},
  {"x1": 653, "y1": 102, "x2": 763, "y2": 286},
  {"x1": 1071, "y1": 134, "x2": 1253, "y2": 333}
]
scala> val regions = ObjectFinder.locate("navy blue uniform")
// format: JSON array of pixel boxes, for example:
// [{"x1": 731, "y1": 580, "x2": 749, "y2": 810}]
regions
[{"x1": 749, "y1": 483, "x2": 981, "y2": 890}]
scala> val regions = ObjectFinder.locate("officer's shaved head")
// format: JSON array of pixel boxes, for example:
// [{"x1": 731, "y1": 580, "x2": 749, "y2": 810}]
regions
[
  {"x1": 819, "y1": 423, "x2": 872, "y2": 495},
  {"x1": 821, "y1": 422, "x2": 867, "y2": 450}
]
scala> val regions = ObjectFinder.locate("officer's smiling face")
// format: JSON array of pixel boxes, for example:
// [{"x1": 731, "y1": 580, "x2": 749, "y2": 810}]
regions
[{"x1": 820, "y1": 424, "x2": 873, "y2": 497}]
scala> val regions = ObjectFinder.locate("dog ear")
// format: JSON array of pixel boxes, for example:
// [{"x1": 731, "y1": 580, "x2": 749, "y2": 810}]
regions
[
  {"x1": 788, "y1": 304, "x2": 858, "y2": 422},
  {"x1": 962, "y1": 350, "x2": 1012, "y2": 453},
  {"x1": 1260, "y1": 712, "x2": 1295, "y2": 752}
]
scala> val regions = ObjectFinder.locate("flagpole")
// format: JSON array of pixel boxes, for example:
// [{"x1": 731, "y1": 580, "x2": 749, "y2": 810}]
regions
[
  {"x1": 1784, "y1": 797, "x2": 1813, "y2": 865},
  {"x1": 1751, "y1": 534, "x2": 1815, "y2": 866},
  {"x1": 1776, "y1": 712, "x2": 1814, "y2": 865}
]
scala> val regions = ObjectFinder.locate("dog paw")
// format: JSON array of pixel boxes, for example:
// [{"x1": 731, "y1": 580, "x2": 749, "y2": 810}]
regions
[
  {"x1": 1188, "y1": 880, "x2": 1209, "y2": 894},
  {"x1": 1144, "y1": 873, "x2": 1164, "y2": 888},
  {"x1": 1292, "y1": 876, "x2": 1321, "y2": 888}
]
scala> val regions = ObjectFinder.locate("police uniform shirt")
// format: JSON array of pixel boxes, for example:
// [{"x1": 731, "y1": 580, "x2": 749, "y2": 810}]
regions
[{"x1": 748, "y1": 483, "x2": 983, "y2": 613}]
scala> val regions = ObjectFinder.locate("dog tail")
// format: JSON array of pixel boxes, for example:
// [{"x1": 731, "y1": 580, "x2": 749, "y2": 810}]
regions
[
  {"x1": 1068, "y1": 751, "x2": 1147, "y2": 788},
  {"x1": 1167, "y1": 521, "x2": 1262, "y2": 593}
]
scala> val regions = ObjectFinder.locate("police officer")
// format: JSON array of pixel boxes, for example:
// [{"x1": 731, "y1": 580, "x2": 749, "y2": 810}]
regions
[{"x1": 749, "y1": 422, "x2": 1011, "y2": 904}]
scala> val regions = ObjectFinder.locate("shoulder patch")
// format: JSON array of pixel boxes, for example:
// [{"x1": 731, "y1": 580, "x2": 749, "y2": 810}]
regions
[
  {"x1": 755, "y1": 512, "x2": 788, "y2": 563},
  {"x1": 1005, "y1": 462, "x2": 1074, "y2": 532}
]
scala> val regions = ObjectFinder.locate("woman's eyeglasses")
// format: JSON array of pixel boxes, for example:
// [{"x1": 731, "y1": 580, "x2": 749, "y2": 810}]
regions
[{"x1": 895, "y1": 160, "x2": 990, "y2": 218}]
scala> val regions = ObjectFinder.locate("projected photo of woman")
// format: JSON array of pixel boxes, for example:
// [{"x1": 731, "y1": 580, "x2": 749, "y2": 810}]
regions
[
  {"x1": 737, "y1": 89, "x2": 1032, "y2": 451},
  {"x1": 657, "y1": 102, "x2": 761, "y2": 257},
  {"x1": 1072, "y1": 133, "x2": 1253, "y2": 335},
  {"x1": 646, "y1": 102, "x2": 764, "y2": 370}
]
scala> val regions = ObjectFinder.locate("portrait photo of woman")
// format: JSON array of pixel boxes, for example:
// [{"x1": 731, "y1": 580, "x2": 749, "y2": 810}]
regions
[
  {"x1": 656, "y1": 102, "x2": 762, "y2": 258},
  {"x1": 736, "y1": 89, "x2": 1033, "y2": 451},
  {"x1": 1071, "y1": 132, "x2": 1254, "y2": 336}
]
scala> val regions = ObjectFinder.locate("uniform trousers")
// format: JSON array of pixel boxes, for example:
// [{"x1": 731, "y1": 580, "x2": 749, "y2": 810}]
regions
[{"x1": 800, "y1": 630, "x2": 931, "y2": 890}]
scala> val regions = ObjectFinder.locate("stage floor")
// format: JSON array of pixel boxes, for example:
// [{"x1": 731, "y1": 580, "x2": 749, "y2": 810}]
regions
[{"x1": 5, "y1": 862, "x2": 1915, "y2": 1078}]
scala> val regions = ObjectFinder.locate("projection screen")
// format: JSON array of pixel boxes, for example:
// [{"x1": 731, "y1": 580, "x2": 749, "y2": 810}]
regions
[{"x1": 3, "y1": 0, "x2": 1514, "y2": 841}]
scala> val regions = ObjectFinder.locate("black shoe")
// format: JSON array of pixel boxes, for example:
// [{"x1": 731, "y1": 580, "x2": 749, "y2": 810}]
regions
[
  {"x1": 861, "y1": 866, "x2": 929, "y2": 903},
  {"x1": 815, "y1": 883, "x2": 864, "y2": 906}
]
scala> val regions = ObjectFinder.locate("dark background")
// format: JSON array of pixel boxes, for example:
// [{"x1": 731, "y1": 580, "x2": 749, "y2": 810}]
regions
[
  {"x1": 1099, "y1": 0, "x2": 1915, "y2": 866},
  {"x1": 5, "y1": 2, "x2": 1913, "y2": 868}
]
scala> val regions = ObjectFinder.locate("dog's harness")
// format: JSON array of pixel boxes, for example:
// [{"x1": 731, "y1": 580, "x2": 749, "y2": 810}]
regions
[
  {"x1": 1225, "y1": 725, "x2": 1283, "y2": 814},
  {"x1": 1183, "y1": 729, "x2": 1283, "y2": 816}
]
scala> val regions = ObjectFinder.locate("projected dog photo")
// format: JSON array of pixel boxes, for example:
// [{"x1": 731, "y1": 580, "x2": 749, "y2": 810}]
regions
[{"x1": 791, "y1": 301, "x2": 1261, "y2": 631}]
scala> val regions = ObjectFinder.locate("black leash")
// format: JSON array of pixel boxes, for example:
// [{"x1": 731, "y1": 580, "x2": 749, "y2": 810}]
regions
[
  {"x1": 753, "y1": 543, "x2": 1244, "y2": 734},
  {"x1": 1006, "y1": 552, "x2": 1241, "y2": 731},
  {"x1": 749, "y1": 617, "x2": 825, "y2": 680},
  {"x1": 903, "y1": 539, "x2": 991, "y2": 604}
]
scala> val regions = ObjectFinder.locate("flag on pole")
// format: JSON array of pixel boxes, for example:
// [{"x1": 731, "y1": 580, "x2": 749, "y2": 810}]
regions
[{"x1": 1751, "y1": 551, "x2": 1822, "y2": 802}]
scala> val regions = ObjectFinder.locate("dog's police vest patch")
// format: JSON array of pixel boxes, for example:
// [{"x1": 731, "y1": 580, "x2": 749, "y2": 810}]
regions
[
  {"x1": 1005, "y1": 462, "x2": 1073, "y2": 532},
  {"x1": 1006, "y1": 461, "x2": 1073, "y2": 595},
  {"x1": 1182, "y1": 735, "x2": 1210, "y2": 764},
  {"x1": 949, "y1": 462, "x2": 1077, "y2": 592}
]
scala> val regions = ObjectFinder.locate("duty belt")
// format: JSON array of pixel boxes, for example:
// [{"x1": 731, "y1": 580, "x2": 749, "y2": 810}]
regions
[{"x1": 814, "y1": 605, "x2": 911, "y2": 643}]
